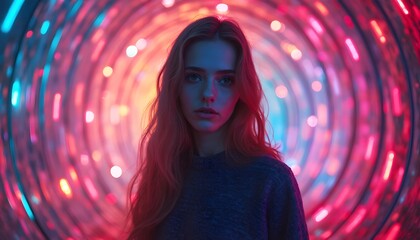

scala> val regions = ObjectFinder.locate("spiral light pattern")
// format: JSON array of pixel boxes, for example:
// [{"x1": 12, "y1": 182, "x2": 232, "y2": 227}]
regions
[{"x1": 0, "y1": 0, "x2": 419, "y2": 239}]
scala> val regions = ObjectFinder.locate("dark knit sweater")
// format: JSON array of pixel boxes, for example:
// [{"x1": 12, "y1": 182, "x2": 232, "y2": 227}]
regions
[{"x1": 156, "y1": 152, "x2": 309, "y2": 240}]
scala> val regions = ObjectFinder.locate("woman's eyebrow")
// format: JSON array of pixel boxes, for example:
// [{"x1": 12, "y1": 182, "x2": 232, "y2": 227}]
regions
[{"x1": 184, "y1": 66, "x2": 235, "y2": 74}]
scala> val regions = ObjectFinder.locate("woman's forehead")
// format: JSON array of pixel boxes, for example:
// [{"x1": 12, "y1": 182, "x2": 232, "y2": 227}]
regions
[{"x1": 184, "y1": 40, "x2": 237, "y2": 72}]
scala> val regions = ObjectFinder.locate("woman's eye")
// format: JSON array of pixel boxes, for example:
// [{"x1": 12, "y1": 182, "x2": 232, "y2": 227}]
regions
[
  {"x1": 218, "y1": 76, "x2": 234, "y2": 86},
  {"x1": 185, "y1": 73, "x2": 202, "y2": 82}
]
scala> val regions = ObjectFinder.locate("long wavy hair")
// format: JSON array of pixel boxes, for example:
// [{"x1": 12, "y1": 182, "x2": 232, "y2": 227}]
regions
[{"x1": 126, "y1": 16, "x2": 281, "y2": 239}]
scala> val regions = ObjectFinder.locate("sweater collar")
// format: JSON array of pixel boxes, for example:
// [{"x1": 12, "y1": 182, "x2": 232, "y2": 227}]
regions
[{"x1": 192, "y1": 151, "x2": 226, "y2": 169}]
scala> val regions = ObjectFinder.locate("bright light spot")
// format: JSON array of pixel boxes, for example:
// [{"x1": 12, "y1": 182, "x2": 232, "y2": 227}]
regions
[
  {"x1": 216, "y1": 3, "x2": 228, "y2": 13},
  {"x1": 85, "y1": 111, "x2": 95, "y2": 123},
  {"x1": 84, "y1": 178, "x2": 98, "y2": 199},
  {"x1": 386, "y1": 224, "x2": 401, "y2": 240},
  {"x1": 69, "y1": 168, "x2": 78, "y2": 181},
  {"x1": 314, "y1": 1, "x2": 329, "y2": 15},
  {"x1": 53, "y1": 93, "x2": 61, "y2": 120},
  {"x1": 384, "y1": 151, "x2": 395, "y2": 180},
  {"x1": 315, "y1": 208, "x2": 329, "y2": 222},
  {"x1": 136, "y1": 38, "x2": 147, "y2": 50},
  {"x1": 162, "y1": 0, "x2": 175, "y2": 8},
  {"x1": 270, "y1": 20, "x2": 283, "y2": 32},
  {"x1": 126, "y1": 45, "x2": 138, "y2": 58},
  {"x1": 291, "y1": 49, "x2": 302, "y2": 60},
  {"x1": 311, "y1": 81, "x2": 322, "y2": 92},
  {"x1": 110, "y1": 165, "x2": 123, "y2": 178},
  {"x1": 103, "y1": 66, "x2": 113, "y2": 77},
  {"x1": 1, "y1": 0, "x2": 25, "y2": 33},
  {"x1": 40, "y1": 21, "x2": 50, "y2": 35},
  {"x1": 365, "y1": 136, "x2": 375, "y2": 160},
  {"x1": 309, "y1": 17, "x2": 323, "y2": 33},
  {"x1": 119, "y1": 105, "x2": 130, "y2": 116},
  {"x1": 275, "y1": 85, "x2": 288, "y2": 98},
  {"x1": 370, "y1": 20, "x2": 386, "y2": 44},
  {"x1": 59, "y1": 178, "x2": 72, "y2": 198},
  {"x1": 345, "y1": 38, "x2": 359, "y2": 61},
  {"x1": 26, "y1": 30, "x2": 33, "y2": 38},
  {"x1": 307, "y1": 115, "x2": 318, "y2": 127},
  {"x1": 11, "y1": 80, "x2": 20, "y2": 107},
  {"x1": 396, "y1": 0, "x2": 409, "y2": 15},
  {"x1": 380, "y1": 36, "x2": 386, "y2": 43},
  {"x1": 345, "y1": 208, "x2": 367, "y2": 233},
  {"x1": 92, "y1": 151, "x2": 102, "y2": 162}
]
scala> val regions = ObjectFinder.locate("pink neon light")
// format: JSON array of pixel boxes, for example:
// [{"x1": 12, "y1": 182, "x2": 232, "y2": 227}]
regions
[
  {"x1": 396, "y1": 0, "x2": 409, "y2": 15},
  {"x1": 384, "y1": 151, "x2": 395, "y2": 180},
  {"x1": 392, "y1": 87, "x2": 402, "y2": 115},
  {"x1": 84, "y1": 178, "x2": 98, "y2": 199},
  {"x1": 394, "y1": 167, "x2": 404, "y2": 191},
  {"x1": 29, "y1": 115, "x2": 38, "y2": 143},
  {"x1": 309, "y1": 17, "x2": 323, "y2": 33},
  {"x1": 85, "y1": 111, "x2": 95, "y2": 123},
  {"x1": 345, "y1": 208, "x2": 367, "y2": 233},
  {"x1": 53, "y1": 93, "x2": 61, "y2": 120},
  {"x1": 91, "y1": 39, "x2": 105, "y2": 61},
  {"x1": 365, "y1": 136, "x2": 375, "y2": 160},
  {"x1": 370, "y1": 20, "x2": 387, "y2": 43},
  {"x1": 385, "y1": 224, "x2": 401, "y2": 240},
  {"x1": 345, "y1": 38, "x2": 359, "y2": 61},
  {"x1": 315, "y1": 208, "x2": 329, "y2": 222}
]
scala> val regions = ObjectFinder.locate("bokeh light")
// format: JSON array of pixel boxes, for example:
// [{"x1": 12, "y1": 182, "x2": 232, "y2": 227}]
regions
[{"x1": 0, "y1": 0, "x2": 419, "y2": 239}]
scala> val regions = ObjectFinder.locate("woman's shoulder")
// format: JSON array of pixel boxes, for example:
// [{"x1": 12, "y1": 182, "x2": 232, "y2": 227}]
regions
[
  {"x1": 247, "y1": 155, "x2": 295, "y2": 180},
  {"x1": 248, "y1": 156, "x2": 302, "y2": 197}
]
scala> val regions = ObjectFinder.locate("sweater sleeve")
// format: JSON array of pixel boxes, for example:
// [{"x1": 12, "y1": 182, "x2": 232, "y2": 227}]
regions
[{"x1": 266, "y1": 165, "x2": 309, "y2": 240}]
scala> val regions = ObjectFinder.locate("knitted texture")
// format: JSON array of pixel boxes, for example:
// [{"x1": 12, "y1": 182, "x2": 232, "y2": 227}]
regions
[{"x1": 156, "y1": 152, "x2": 309, "y2": 240}]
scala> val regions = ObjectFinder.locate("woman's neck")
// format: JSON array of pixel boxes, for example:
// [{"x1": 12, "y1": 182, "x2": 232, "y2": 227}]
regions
[{"x1": 193, "y1": 130, "x2": 226, "y2": 157}]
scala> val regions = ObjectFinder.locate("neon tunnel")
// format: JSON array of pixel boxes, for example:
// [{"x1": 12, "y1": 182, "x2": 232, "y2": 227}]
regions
[{"x1": 0, "y1": 0, "x2": 419, "y2": 239}]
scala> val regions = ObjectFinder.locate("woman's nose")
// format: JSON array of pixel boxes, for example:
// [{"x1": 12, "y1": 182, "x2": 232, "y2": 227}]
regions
[{"x1": 202, "y1": 79, "x2": 216, "y2": 103}]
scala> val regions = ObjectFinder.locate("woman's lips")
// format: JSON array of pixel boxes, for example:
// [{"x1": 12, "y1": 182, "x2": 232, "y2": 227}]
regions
[{"x1": 195, "y1": 107, "x2": 218, "y2": 118}]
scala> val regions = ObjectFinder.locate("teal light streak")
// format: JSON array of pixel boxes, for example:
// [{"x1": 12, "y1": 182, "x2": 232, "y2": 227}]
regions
[
  {"x1": 69, "y1": 0, "x2": 83, "y2": 18},
  {"x1": 20, "y1": 193, "x2": 35, "y2": 220},
  {"x1": 1, "y1": 0, "x2": 25, "y2": 33},
  {"x1": 40, "y1": 20, "x2": 50, "y2": 35},
  {"x1": 51, "y1": 28, "x2": 62, "y2": 50},
  {"x1": 9, "y1": 140, "x2": 35, "y2": 220},
  {"x1": 11, "y1": 80, "x2": 20, "y2": 107},
  {"x1": 93, "y1": 12, "x2": 106, "y2": 27}
]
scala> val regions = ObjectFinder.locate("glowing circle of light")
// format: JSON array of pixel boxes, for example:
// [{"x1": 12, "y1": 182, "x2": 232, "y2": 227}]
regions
[
  {"x1": 135, "y1": 38, "x2": 147, "y2": 50},
  {"x1": 216, "y1": 3, "x2": 228, "y2": 13},
  {"x1": 125, "y1": 45, "x2": 138, "y2": 58},
  {"x1": 102, "y1": 66, "x2": 113, "y2": 77},
  {"x1": 0, "y1": 1, "x2": 418, "y2": 239},
  {"x1": 270, "y1": 20, "x2": 283, "y2": 32},
  {"x1": 162, "y1": 0, "x2": 175, "y2": 8},
  {"x1": 110, "y1": 166, "x2": 123, "y2": 179},
  {"x1": 85, "y1": 111, "x2": 95, "y2": 123}
]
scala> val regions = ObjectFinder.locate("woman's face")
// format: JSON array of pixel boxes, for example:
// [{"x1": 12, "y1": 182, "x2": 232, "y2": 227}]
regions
[{"x1": 180, "y1": 39, "x2": 240, "y2": 139}]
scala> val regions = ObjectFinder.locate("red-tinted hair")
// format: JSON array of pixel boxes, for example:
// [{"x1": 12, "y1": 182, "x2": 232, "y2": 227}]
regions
[{"x1": 126, "y1": 16, "x2": 280, "y2": 239}]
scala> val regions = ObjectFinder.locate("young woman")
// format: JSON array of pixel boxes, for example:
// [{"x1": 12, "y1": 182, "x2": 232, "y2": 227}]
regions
[{"x1": 127, "y1": 16, "x2": 308, "y2": 239}]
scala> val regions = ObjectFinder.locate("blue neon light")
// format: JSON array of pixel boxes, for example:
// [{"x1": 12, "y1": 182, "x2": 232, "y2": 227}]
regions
[
  {"x1": 11, "y1": 80, "x2": 20, "y2": 107},
  {"x1": 1, "y1": 0, "x2": 25, "y2": 33},
  {"x1": 40, "y1": 20, "x2": 50, "y2": 35}
]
